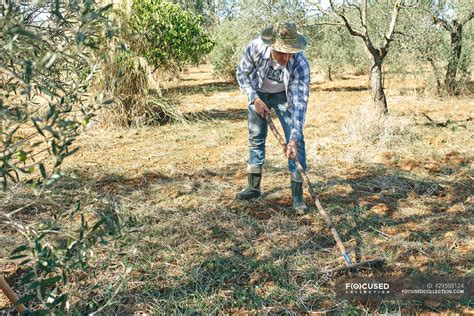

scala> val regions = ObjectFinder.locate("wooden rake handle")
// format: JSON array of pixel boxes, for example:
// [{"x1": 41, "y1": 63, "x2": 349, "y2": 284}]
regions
[
  {"x1": 0, "y1": 275, "x2": 27, "y2": 314},
  {"x1": 264, "y1": 112, "x2": 353, "y2": 266}
]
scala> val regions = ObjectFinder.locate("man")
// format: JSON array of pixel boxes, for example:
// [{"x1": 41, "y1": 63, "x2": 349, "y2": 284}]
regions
[{"x1": 236, "y1": 22, "x2": 311, "y2": 214}]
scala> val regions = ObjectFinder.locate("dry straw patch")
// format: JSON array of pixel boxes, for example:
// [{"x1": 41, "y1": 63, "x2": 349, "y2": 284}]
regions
[
  {"x1": 342, "y1": 104, "x2": 420, "y2": 147},
  {"x1": 96, "y1": 54, "x2": 188, "y2": 127}
]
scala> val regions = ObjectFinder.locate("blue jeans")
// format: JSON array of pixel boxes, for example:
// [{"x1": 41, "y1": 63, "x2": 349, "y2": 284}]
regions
[{"x1": 247, "y1": 91, "x2": 307, "y2": 177}]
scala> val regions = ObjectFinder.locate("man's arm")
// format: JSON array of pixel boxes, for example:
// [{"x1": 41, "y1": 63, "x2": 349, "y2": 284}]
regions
[
  {"x1": 288, "y1": 57, "x2": 311, "y2": 142},
  {"x1": 236, "y1": 41, "x2": 259, "y2": 104}
]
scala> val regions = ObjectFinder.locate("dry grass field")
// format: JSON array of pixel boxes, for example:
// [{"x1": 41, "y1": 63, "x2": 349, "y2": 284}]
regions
[{"x1": 1, "y1": 65, "x2": 473, "y2": 314}]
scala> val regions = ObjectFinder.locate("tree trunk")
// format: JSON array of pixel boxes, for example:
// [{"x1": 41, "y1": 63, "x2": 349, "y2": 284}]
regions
[
  {"x1": 327, "y1": 65, "x2": 333, "y2": 81},
  {"x1": 427, "y1": 57, "x2": 442, "y2": 95},
  {"x1": 369, "y1": 58, "x2": 388, "y2": 116},
  {"x1": 445, "y1": 22, "x2": 462, "y2": 95}
]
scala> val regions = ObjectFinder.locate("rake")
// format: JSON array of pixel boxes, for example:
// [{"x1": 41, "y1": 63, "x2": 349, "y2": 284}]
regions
[
  {"x1": 0, "y1": 275, "x2": 28, "y2": 314},
  {"x1": 264, "y1": 112, "x2": 384, "y2": 275}
]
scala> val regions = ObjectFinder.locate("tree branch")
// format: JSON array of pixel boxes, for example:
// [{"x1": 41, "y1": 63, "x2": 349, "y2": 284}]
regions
[
  {"x1": 432, "y1": 15, "x2": 452, "y2": 32},
  {"x1": 361, "y1": 0, "x2": 367, "y2": 29},
  {"x1": 381, "y1": 0, "x2": 401, "y2": 57},
  {"x1": 393, "y1": 30, "x2": 413, "y2": 39},
  {"x1": 399, "y1": 0, "x2": 418, "y2": 8},
  {"x1": 337, "y1": 12, "x2": 365, "y2": 38},
  {"x1": 307, "y1": 22, "x2": 346, "y2": 27},
  {"x1": 328, "y1": 0, "x2": 337, "y2": 11},
  {"x1": 326, "y1": 0, "x2": 364, "y2": 38},
  {"x1": 347, "y1": 2, "x2": 364, "y2": 29},
  {"x1": 459, "y1": 10, "x2": 474, "y2": 26}
]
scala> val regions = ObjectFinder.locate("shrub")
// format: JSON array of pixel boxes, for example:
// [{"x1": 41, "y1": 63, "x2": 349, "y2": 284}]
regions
[
  {"x1": 209, "y1": 19, "x2": 254, "y2": 81},
  {"x1": 128, "y1": 0, "x2": 214, "y2": 72},
  {"x1": 1, "y1": 2, "x2": 130, "y2": 313},
  {"x1": 96, "y1": 0, "x2": 211, "y2": 127}
]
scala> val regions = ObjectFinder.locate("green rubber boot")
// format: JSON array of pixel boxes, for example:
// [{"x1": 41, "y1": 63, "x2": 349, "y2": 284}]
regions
[
  {"x1": 236, "y1": 173, "x2": 262, "y2": 200},
  {"x1": 291, "y1": 180, "x2": 307, "y2": 215}
]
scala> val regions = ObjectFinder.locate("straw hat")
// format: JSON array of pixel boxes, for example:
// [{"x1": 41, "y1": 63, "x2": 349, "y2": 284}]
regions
[{"x1": 261, "y1": 22, "x2": 307, "y2": 53}]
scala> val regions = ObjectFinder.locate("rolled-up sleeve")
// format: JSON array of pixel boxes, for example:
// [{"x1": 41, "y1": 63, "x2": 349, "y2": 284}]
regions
[
  {"x1": 236, "y1": 42, "x2": 258, "y2": 104},
  {"x1": 288, "y1": 59, "x2": 310, "y2": 141}
]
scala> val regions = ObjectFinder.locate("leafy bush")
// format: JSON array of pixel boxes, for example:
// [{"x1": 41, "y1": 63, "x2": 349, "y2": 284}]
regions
[
  {"x1": 209, "y1": 19, "x2": 254, "y2": 81},
  {"x1": 95, "y1": 0, "x2": 211, "y2": 127},
  {"x1": 128, "y1": 0, "x2": 214, "y2": 71}
]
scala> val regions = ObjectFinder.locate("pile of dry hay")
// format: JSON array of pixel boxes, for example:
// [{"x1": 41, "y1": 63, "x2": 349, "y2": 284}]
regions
[{"x1": 98, "y1": 52, "x2": 187, "y2": 127}]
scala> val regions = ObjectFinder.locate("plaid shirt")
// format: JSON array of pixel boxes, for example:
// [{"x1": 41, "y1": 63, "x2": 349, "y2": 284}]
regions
[{"x1": 236, "y1": 38, "x2": 311, "y2": 141}]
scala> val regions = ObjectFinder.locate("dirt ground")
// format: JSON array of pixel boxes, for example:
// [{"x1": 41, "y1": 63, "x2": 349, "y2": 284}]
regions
[{"x1": 1, "y1": 64, "x2": 473, "y2": 314}]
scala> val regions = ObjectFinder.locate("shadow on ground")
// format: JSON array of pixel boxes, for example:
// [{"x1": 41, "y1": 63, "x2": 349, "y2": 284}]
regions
[
  {"x1": 164, "y1": 81, "x2": 236, "y2": 95},
  {"x1": 184, "y1": 108, "x2": 247, "y2": 123},
  {"x1": 317, "y1": 85, "x2": 369, "y2": 92}
]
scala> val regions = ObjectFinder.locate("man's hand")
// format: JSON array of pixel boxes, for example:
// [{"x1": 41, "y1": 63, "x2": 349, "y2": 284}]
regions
[
  {"x1": 286, "y1": 140, "x2": 297, "y2": 160},
  {"x1": 253, "y1": 97, "x2": 271, "y2": 118}
]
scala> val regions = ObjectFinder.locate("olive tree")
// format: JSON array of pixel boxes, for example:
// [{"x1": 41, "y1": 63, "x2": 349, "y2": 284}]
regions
[
  {"x1": 1, "y1": 2, "x2": 130, "y2": 313},
  {"x1": 305, "y1": 21, "x2": 366, "y2": 81},
  {"x1": 313, "y1": 0, "x2": 417, "y2": 116},
  {"x1": 390, "y1": 0, "x2": 473, "y2": 95},
  {"x1": 429, "y1": 0, "x2": 473, "y2": 94}
]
